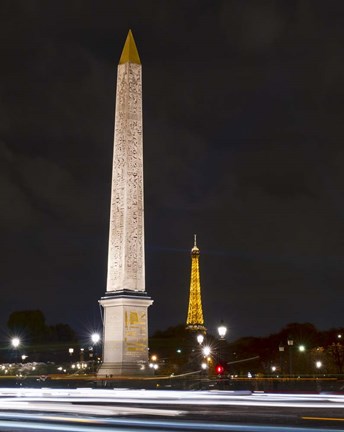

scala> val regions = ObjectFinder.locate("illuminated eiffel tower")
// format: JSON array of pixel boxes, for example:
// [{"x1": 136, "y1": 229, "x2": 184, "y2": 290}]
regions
[{"x1": 186, "y1": 235, "x2": 206, "y2": 332}]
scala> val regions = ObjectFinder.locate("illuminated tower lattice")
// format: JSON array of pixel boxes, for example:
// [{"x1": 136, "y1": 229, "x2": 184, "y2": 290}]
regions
[{"x1": 186, "y1": 235, "x2": 206, "y2": 332}]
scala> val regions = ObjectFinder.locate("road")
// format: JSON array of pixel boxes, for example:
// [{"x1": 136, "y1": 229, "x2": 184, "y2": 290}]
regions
[{"x1": 0, "y1": 388, "x2": 343, "y2": 431}]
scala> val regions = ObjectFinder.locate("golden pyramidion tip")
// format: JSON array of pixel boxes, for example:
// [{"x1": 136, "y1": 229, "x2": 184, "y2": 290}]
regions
[{"x1": 119, "y1": 29, "x2": 141, "y2": 65}]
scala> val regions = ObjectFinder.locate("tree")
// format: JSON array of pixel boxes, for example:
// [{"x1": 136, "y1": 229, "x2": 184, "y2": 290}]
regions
[
  {"x1": 7, "y1": 310, "x2": 47, "y2": 343},
  {"x1": 327, "y1": 343, "x2": 344, "y2": 374},
  {"x1": 6, "y1": 310, "x2": 79, "y2": 362},
  {"x1": 47, "y1": 323, "x2": 78, "y2": 343}
]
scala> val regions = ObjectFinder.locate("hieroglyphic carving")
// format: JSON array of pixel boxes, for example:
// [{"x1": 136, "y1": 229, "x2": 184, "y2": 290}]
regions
[
  {"x1": 124, "y1": 308, "x2": 148, "y2": 359},
  {"x1": 106, "y1": 62, "x2": 145, "y2": 292}
]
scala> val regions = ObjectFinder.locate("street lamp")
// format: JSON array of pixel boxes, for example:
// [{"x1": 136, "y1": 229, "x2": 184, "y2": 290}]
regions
[
  {"x1": 217, "y1": 321, "x2": 227, "y2": 340},
  {"x1": 217, "y1": 321, "x2": 227, "y2": 373},
  {"x1": 11, "y1": 338, "x2": 20, "y2": 363},
  {"x1": 11, "y1": 337, "x2": 20, "y2": 349},
  {"x1": 90, "y1": 333, "x2": 101, "y2": 373},
  {"x1": 287, "y1": 336, "x2": 294, "y2": 376},
  {"x1": 201, "y1": 347, "x2": 211, "y2": 378},
  {"x1": 315, "y1": 361, "x2": 322, "y2": 369},
  {"x1": 201, "y1": 362, "x2": 208, "y2": 370},
  {"x1": 298, "y1": 345, "x2": 306, "y2": 352},
  {"x1": 279, "y1": 343, "x2": 285, "y2": 375},
  {"x1": 149, "y1": 355, "x2": 158, "y2": 374},
  {"x1": 91, "y1": 333, "x2": 100, "y2": 344},
  {"x1": 197, "y1": 334, "x2": 204, "y2": 345},
  {"x1": 68, "y1": 348, "x2": 74, "y2": 368},
  {"x1": 202, "y1": 346, "x2": 211, "y2": 357}
]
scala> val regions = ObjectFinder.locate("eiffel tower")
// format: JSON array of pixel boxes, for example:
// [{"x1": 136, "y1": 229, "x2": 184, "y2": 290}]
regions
[{"x1": 186, "y1": 235, "x2": 206, "y2": 332}]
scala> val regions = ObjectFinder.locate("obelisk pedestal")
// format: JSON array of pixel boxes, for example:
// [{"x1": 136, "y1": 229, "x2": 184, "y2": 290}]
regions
[
  {"x1": 98, "y1": 30, "x2": 153, "y2": 377},
  {"x1": 99, "y1": 293, "x2": 152, "y2": 375}
]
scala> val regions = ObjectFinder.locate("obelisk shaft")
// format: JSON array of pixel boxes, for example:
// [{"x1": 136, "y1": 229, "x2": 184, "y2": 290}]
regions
[
  {"x1": 106, "y1": 32, "x2": 145, "y2": 292},
  {"x1": 98, "y1": 30, "x2": 152, "y2": 377}
]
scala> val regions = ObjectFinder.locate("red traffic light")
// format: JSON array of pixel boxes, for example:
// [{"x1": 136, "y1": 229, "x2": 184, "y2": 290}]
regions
[{"x1": 215, "y1": 364, "x2": 224, "y2": 375}]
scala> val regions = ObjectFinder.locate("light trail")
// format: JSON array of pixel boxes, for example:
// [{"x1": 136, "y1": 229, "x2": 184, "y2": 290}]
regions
[
  {"x1": 1, "y1": 388, "x2": 344, "y2": 409},
  {"x1": 0, "y1": 413, "x2": 342, "y2": 432},
  {"x1": 302, "y1": 416, "x2": 344, "y2": 422},
  {"x1": 0, "y1": 389, "x2": 342, "y2": 431}
]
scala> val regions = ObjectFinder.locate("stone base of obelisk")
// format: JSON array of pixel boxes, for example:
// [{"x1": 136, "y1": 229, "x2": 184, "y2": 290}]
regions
[{"x1": 97, "y1": 291, "x2": 153, "y2": 377}]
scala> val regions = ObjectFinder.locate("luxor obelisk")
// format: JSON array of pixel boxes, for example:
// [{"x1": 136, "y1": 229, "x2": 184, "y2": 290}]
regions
[{"x1": 98, "y1": 30, "x2": 153, "y2": 376}]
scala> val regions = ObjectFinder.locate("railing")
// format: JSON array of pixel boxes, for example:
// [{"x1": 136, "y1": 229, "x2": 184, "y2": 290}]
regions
[{"x1": 0, "y1": 372, "x2": 343, "y2": 393}]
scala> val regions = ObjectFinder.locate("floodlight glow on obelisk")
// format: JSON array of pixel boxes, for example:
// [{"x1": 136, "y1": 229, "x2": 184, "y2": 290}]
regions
[{"x1": 98, "y1": 30, "x2": 153, "y2": 376}]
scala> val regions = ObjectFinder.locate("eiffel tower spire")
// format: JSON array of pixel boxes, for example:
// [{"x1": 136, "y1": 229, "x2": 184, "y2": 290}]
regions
[{"x1": 186, "y1": 235, "x2": 206, "y2": 332}]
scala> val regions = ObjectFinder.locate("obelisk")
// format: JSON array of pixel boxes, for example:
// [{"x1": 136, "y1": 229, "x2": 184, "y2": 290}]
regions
[{"x1": 98, "y1": 30, "x2": 153, "y2": 376}]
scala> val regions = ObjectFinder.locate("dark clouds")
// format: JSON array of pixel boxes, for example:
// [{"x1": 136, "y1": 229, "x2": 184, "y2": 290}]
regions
[{"x1": 0, "y1": 1, "x2": 344, "y2": 340}]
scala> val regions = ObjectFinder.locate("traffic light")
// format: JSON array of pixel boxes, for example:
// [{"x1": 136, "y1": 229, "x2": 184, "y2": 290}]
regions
[{"x1": 215, "y1": 364, "x2": 224, "y2": 375}]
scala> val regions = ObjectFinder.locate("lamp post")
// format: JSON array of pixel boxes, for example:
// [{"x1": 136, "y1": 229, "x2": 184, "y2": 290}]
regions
[
  {"x1": 279, "y1": 343, "x2": 285, "y2": 375},
  {"x1": 91, "y1": 333, "x2": 100, "y2": 373},
  {"x1": 197, "y1": 334, "x2": 204, "y2": 345},
  {"x1": 298, "y1": 345, "x2": 307, "y2": 375},
  {"x1": 68, "y1": 347, "x2": 74, "y2": 369},
  {"x1": 91, "y1": 333, "x2": 100, "y2": 345},
  {"x1": 287, "y1": 336, "x2": 294, "y2": 376},
  {"x1": 149, "y1": 355, "x2": 159, "y2": 374},
  {"x1": 11, "y1": 337, "x2": 20, "y2": 363},
  {"x1": 217, "y1": 321, "x2": 227, "y2": 340},
  {"x1": 217, "y1": 321, "x2": 227, "y2": 373},
  {"x1": 315, "y1": 360, "x2": 322, "y2": 370},
  {"x1": 202, "y1": 345, "x2": 212, "y2": 377},
  {"x1": 202, "y1": 346, "x2": 211, "y2": 357}
]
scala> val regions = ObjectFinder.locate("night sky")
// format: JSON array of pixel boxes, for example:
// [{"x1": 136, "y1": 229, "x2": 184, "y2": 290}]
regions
[{"x1": 1, "y1": 1, "x2": 344, "y2": 341}]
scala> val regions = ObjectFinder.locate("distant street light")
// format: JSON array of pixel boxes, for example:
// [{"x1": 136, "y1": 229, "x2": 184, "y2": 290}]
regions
[
  {"x1": 68, "y1": 348, "x2": 74, "y2": 367},
  {"x1": 91, "y1": 333, "x2": 100, "y2": 344},
  {"x1": 90, "y1": 333, "x2": 101, "y2": 373},
  {"x1": 298, "y1": 345, "x2": 306, "y2": 352},
  {"x1": 217, "y1": 321, "x2": 227, "y2": 371},
  {"x1": 149, "y1": 355, "x2": 159, "y2": 374},
  {"x1": 217, "y1": 321, "x2": 227, "y2": 340},
  {"x1": 279, "y1": 343, "x2": 285, "y2": 375},
  {"x1": 11, "y1": 337, "x2": 20, "y2": 363},
  {"x1": 11, "y1": 338, "x2": 20, "y2": 349},
  {"x1": 202, "y1": 346, "x2": 211, "y2": 357},
  {"x1": 287, "y1": 336, "x2": 294, "y2": 376},
  {"x1": 315, "y1": 361, "x2": 322, "y2": 369},
  {"x1": 197, "y1": 334, "x2": 204, "y2": 345}
]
